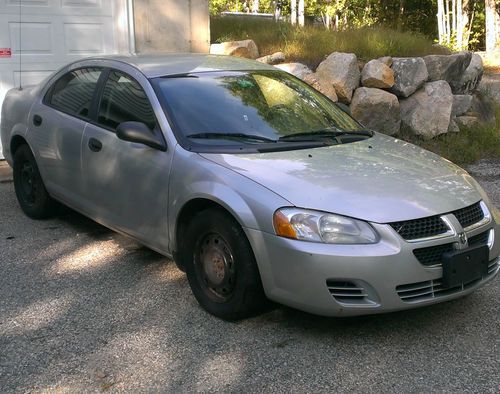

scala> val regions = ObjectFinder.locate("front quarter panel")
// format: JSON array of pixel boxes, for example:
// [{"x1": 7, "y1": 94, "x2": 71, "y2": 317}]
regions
[{"x1": 169, "y1": 145, "x2": 291, "y2": 290}]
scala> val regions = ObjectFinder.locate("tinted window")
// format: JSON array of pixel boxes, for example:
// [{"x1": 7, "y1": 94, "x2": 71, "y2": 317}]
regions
[
  {"x1": 154, "y1": 71, "x2": 362, "y2": 138},
  {"x1": 49, "y1": 68, "x2": 101, "y2": 118},
  {"x1": 98, "y1": 71, "x2": 156, "y2": 131}
]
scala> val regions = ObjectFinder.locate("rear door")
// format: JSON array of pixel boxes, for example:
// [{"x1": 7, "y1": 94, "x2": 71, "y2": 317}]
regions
[
  {"x1": 31, "y1": 67, "x2": 102, "y2": 206},
  {"x1": 81, "y1": 69, "x2": 172, "y2": 252}
]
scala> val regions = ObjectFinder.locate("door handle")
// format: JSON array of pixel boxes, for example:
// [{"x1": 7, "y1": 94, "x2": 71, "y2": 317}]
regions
[
  {"x1": 33, "y1": 114, "x2": 42, "y2": 127},
  {"x1": 88, "y1": 138, "x2": 102, "y2": 152}
]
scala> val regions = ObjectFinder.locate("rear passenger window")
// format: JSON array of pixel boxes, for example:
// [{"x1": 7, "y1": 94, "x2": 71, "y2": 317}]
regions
[
  {"x1": 97, "y1": 71, "x2": 156, "y2": 131},
  {"x1": 48, "y1": 68, "x2": 101, "y2": 118}
]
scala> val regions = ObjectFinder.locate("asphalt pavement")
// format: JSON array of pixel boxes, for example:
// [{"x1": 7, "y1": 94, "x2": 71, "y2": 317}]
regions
[{"x1": 0, "y1": 161, "x2": 499, "y2": 393}]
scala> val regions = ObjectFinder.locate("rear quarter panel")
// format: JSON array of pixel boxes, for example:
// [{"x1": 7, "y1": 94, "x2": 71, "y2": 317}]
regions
[{"x1": 1, "y1": 85, "x2": 40, "y2": 165}]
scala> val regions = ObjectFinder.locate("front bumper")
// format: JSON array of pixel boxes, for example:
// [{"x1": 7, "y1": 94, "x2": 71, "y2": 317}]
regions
[{"x1": 245, "y1": 217, "x2": 500, "y2": 317}]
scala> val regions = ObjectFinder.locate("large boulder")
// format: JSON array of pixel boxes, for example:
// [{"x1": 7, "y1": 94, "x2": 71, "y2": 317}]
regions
[
  {"x1": 361, "y1": 59, "x2": 395, "y2": 89},
  {"x1": 257, "y1": 51, "x2": 286, "y2": 65},
  {"x1": 303, "y1": 73, "x2": 338, "y2": 102},
  {"x1": 455, "y1": 116, "x2": 480, "y2": 128},
  {"x1": 467, "y1": 91, "x2": 496, "y2": 124},
  {"x1": 478, "y1": 73, "x2": 500, "y2": 104},
  {"x1": 350, "y1": 87, "x2": 401, "y2": 135},
  {"x1": 390, "y1": 57, "x2": 429, "y2": 98},
  {"x1": 423, "y1": 52, "x2": 472, "y2": 84},
  {"x1": 450, "y1": 53, "x2": 484, "y2": 94},
  {"x1": 399, "y1": 81, "x2": 454, "y2": 139},
  {"x1": 452, "y1": 94, "x2": 473, "y2": 117},
  {"x1": 209, "y1": 39, "x2": 259, "y2": 59},
  {"x1": 377, "y1": 56, "x2": 393, "y2": 67},
  {"x1": 274, "y1": 62, "x2": 313, "y2": 80},
  {"x1": 315, "y1": 52, "x2": 360, "y2": 103}
]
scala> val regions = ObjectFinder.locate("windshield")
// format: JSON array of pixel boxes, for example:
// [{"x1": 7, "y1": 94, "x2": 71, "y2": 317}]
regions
[{"x1": 153, "y1": 70, "x2": 367, "y2": 150}]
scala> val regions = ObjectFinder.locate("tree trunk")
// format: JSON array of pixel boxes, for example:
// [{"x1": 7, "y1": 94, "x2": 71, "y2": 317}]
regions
[
  {"x1": 252, "y1": 0, "x2": 259, "y2": 13},
  {"x1": 445, "y1": 0, "x2": 451, "y2": 44},
  {"x1": 452, "y1": 0, "x2": 456, "y2": 34},
  {"x1": 291, "y1": 0, "x2": 297, "y2": 25},
  {"x1": 298, "y1": 0, "x2": 305, "y2": 27},
  {"x1": 397, "y1": 0, "x2": 405, "y2": 30},
  {"x1": 485, "y1": 0, "x2": 498, "y2": 52},
  {"x1": 437, "y1": 0, "x2": 445, "y2": 44},
  {"x1": 457, "y1": 0, "x2": 464, "y2": 49},
  {"x1": 324, "y1": 13, "x2": 331, "y2": 30}
]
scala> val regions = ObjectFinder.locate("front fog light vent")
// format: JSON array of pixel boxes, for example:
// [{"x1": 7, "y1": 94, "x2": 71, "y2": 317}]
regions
[{"x1": 326, "y1": 280, "x2": 378, "y2": 306}]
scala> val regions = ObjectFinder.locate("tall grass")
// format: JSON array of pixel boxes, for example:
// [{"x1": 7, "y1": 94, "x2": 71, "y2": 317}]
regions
[{"x1": 211, "y1": 16, "x2": 447, "y2": 68}]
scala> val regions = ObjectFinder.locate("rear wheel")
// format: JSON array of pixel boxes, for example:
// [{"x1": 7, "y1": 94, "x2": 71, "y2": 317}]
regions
[
  {"x1": 13, "y1": 144, "x2": 58, "y2": 219},
  {"x1": 182, "y1": 208, "x2": 267, "y2": 320}
]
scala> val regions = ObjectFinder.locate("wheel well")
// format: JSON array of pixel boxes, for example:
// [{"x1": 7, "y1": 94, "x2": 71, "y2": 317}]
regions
[
  {"x1": 10, "y1": 135, "x2": 28, "y2": 155},
  {"x1": 175, "y1": 199, "x2": 237, "y2": 268}
]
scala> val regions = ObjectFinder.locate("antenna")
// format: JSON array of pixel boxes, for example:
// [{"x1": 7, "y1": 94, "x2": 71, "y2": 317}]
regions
[{"x1": 18, "y1": 0, "x2": 22, "y2": 90}]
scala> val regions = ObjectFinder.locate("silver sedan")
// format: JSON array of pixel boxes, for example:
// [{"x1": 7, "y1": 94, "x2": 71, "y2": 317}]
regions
[{"x1": 1, "y1": 54, "x2": 499, "y2": 319}]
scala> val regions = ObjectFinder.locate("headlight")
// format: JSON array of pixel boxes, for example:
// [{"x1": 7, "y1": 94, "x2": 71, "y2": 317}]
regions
[{"x1": 273, "y1": 208, "x2": 379, "y2": 244}]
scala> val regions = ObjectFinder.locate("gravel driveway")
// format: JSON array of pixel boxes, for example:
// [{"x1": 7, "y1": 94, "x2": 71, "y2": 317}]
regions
[{"x1": 0, "y1": 162, "x2": 499, "y2": 393}]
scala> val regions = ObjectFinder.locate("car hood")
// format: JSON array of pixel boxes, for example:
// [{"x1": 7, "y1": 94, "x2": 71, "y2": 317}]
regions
[{"x1": 200, "y1": 133, "x2": 482, "y2": 223}]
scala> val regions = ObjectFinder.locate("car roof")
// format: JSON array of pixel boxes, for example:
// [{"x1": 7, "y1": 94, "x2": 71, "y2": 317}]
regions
[{"x1": 84, "y1": 53, "x2": 277, "y2": 78}]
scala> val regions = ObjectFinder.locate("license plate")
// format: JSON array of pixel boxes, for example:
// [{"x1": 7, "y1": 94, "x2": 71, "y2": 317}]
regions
[{"x1": 442, "y1": 245, "x2": 489, "y2": 288}]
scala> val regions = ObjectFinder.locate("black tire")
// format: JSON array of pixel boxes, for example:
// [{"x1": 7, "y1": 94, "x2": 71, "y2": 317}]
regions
[
  {"x1": 182, "y1": 208, "x2": 268, "y2": 320},
  {"x1": 13, "y1": 144, "x2": 58, "y2": 219}
]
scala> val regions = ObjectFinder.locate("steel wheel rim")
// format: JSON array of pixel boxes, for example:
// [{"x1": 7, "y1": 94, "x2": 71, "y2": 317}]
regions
[
  {"x1": 20, "y1": 161, "x2": 37, "y2": 205},
  {"x1": 195, "y1": 232, "x2": 236, "y2": 302}
]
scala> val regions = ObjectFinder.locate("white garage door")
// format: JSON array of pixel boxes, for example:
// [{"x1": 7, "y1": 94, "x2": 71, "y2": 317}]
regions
[{"x1": 0, "y1": 0, "x2": 132, "y2": 158}]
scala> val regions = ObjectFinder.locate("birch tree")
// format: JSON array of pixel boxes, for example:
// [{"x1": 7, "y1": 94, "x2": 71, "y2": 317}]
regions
[
  {"x1": 485, "y1": 0, "x2": 498, "y2": 52},
  {"x1": 252, "y1": 0, "x2": 259, "y2": 13},
  {"x1": 298, "y1": 0, "x2": 305, "y2": 26},
  {"x1": 437, "y1": 0, "x2": 472, "y2": 50},
  {"x1": 291, "y1": 0, "x2": 297, "y2": 25}
]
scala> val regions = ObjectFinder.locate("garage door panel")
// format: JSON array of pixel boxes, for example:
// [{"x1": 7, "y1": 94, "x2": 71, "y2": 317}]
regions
[
  {"x1": 13, "y1": 69, "x2": 53, "y2": 87},
  {"x1": 62, "y1": 0, "x2": 102, "y2": 8},
  {"x1": 6, "y1": 0, "x2": 50, "y2": 6},
  {"x1": 64, "y1": 22, "x2": 105, "y2": 55},
  {"x1": 2, "y1": 0, "x2": 112, "y2": 16},
  {"x1": 9, "y1": 21, "x2": 53, "y2": 55}
]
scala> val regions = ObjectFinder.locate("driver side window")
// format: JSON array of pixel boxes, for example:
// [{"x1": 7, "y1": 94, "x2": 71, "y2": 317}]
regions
[{"x1": 97, "y1": 71, "x2": 156, "y2": 131}]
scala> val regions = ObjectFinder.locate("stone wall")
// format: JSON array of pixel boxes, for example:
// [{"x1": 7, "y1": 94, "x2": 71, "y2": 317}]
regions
[{"x1": 210, "y1": 40, "x2": 496, "y2": 140}]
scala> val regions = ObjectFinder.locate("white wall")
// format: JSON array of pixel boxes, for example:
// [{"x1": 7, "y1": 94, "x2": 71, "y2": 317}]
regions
[{"x1": 133, "y1": 0, "x2": 210, "y2": 54}]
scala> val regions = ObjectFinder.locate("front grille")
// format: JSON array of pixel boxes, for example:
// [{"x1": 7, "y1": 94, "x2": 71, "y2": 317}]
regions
[
  {"x1": 453, "y1": 202, "x2": 484, "y2": 228},
  {"x1": 397, "y1": 259, "x2": 499, "y2": 303},
  {"x1": 413, "y1": 243, "x2": 454, "y2": 266},
  {"x1": 413, "y1": 230, "x2": 491, "y2": 266},
  {"x1": 390, "y1": 216, "x2": 449, "y2": 240},
  {"x1": 326, "y1": 280, "x2": 370, "y2": 305},
  {"x1": 389, "y1": 201, "x2": 486, "y2": 241},
  {"x1": 468, "y1": 230, "x2": 491, "y2": 247}
]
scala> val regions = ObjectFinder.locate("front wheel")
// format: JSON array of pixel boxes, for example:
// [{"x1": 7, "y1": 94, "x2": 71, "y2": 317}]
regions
[
  {"x1": 13, "y1": 144, "x2": 58, "y2": 219},
  {"x1": 182, "y1": 208, "x2": 268, "y2": 320}
]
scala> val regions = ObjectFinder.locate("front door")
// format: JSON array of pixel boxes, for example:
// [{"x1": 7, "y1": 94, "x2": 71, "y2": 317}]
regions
[{"x1": 81, "y1": 69, "x2": 171, "y2": 253}]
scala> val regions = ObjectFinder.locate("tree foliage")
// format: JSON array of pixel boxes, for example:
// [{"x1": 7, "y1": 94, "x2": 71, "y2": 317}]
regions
[{"x1": 209, "y1": 0, "x2": 498, "y2": 51}]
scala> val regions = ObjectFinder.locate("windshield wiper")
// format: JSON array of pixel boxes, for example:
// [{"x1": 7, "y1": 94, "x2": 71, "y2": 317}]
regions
[
  {"x1": 186, "y1": 132, "x2": 277, "y2": 143},
  {"x1": 279, "y1": 129, "x2": 373, "y2": 141}
]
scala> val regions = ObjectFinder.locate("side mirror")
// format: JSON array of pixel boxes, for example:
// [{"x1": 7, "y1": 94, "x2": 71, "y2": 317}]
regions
[{"x1": 116, "y1": 121, "x2": 167, "y2": 152}]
